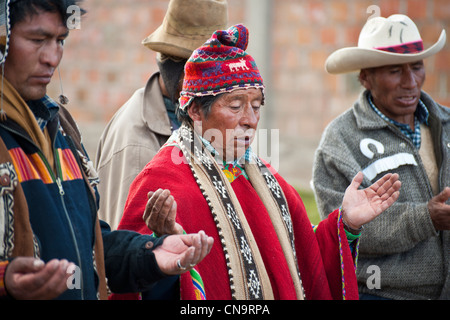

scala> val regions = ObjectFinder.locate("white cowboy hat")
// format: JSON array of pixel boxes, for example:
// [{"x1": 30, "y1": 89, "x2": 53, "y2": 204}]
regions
[
  {"x1": 325, "y1": 14, "x2": 446, "y2": 74},
  {"x1": 142, "y1": 0, "x2": 228, "y2": 59}
]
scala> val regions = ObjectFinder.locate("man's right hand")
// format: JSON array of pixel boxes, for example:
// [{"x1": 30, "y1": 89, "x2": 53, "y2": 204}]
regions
[
  {"x1": 143, "y1": 189, "x2": 184, "y2": 236},
  {"x1": 4, "y1": 257, "x2": 74, "y2": 300}
]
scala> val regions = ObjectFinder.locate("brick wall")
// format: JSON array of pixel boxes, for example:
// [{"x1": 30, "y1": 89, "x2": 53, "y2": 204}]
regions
[{"x1": 47, "y1": 0, "x2": 450, "y2": 189}]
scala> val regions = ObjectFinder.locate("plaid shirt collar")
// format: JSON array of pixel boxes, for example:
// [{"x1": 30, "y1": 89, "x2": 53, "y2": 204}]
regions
[
  {"x1": 27, "y1": 95, "x2": 60, "y2": 131},
  {"x1": 367, "y1": 93, "x2": 429, "y2": 149}
]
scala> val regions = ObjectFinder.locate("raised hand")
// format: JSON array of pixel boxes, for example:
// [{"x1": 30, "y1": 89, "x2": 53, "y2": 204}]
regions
[
  {"x1": 341, "y1": 172, "x2": 401, "y2": 231},
  {"x1": 153, "y1": 230, "x2": 214, "y2": 275},
  {"x1": 143, "y1": 189, "x2": 184, "y2": 236},
  {"x1": 428, "y1": 187, "x2": 450, "y2": 230}
]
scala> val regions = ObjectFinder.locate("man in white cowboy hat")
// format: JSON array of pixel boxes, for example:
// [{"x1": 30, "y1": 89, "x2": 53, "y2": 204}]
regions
[
  {"x1": 95, "y1": 0, "x2": 228, "y2": 231},
  {"x1": 312, "y1": 14, "x2": 450, "y2": 300}
]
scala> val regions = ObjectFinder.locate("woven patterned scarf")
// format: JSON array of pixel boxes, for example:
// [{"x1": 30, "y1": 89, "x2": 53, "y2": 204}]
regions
[{"x1": 175, "y1": 124, "x2": 305, "y2": 300}]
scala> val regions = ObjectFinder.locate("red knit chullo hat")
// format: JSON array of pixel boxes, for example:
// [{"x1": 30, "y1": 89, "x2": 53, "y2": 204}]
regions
[{"x1": 179, "y1": 24, "x2": 264, "y2": 111}]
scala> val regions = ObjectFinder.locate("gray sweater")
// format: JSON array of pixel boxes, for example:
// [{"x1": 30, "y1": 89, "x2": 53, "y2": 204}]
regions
[{"x1": 312, "y1": 90, "x2": 450, "y2": 300}]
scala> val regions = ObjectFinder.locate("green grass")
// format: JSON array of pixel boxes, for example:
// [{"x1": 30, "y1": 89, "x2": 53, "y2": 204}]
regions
[{"x1": 296, "y1": 188, "x2": 321, "y2": 225}]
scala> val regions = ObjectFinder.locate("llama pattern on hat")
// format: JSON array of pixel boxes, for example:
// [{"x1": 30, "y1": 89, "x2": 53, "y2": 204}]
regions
[{"x1": 228, "y1": 58, "x2": 250, "y2": 72}]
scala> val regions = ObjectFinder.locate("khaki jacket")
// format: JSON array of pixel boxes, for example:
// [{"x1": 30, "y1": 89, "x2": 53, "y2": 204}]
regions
[{"x1": 95, "y1": 73, "x2": 172, "y2": 230}]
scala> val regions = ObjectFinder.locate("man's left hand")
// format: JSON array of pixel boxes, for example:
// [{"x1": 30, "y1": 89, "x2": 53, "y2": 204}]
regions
[{"x1": 153, "y1": 230, "x2": 213, "y2": 275}]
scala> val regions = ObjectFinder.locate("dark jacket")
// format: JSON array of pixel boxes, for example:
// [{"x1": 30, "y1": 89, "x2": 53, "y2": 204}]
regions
[{"x1": 0, "y1": 99, "x2": 168, "y2": 299}]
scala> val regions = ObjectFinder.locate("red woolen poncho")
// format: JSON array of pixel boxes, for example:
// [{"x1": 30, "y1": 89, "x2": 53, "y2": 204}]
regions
[{"x1": 116, "y1": 146, "x2": 359, "y2": 300}]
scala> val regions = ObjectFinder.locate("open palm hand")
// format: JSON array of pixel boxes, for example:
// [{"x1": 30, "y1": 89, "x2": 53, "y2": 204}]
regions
[
  {"x1": 342, "y1": 172, "x2": 401, "y2": 230},
  {"x1": 153, "y1": 230, "x2": 214, "y2": 275}
]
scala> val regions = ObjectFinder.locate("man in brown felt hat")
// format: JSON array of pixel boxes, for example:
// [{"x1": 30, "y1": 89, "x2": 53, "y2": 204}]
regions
[
  {"x1": 95, "y1": 0, "x2": 228, "y2": 231},
  {"x1": 312, "y1": 14, "x2": 450, "y2": 300}
]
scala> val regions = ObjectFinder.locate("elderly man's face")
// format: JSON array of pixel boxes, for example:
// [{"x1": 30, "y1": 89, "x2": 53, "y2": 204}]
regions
[
  {"x1": 360, "y1": 61, "x2": 425, "y2": 126},
  {"x1": 189, "y1": 88, "x2": 263, "y2": 161},
  {"x1": 5, "y1": 10, "x2": 68, "y2": 101}
]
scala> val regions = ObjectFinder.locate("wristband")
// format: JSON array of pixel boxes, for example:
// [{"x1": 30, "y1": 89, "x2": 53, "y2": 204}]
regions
[{"x1": 342, "y1": 218, "x2": 363, "y2": 235}]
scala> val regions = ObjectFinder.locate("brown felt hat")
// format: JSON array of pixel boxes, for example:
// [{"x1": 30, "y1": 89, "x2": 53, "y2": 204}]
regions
[{"x1": 142, "y1": 0, "x2": 228, "y2": 59}]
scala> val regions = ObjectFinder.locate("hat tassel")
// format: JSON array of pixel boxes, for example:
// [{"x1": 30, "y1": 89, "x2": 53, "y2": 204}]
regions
[{"x1": 57, "y1": 66, "x2": 69, "y2": 105}]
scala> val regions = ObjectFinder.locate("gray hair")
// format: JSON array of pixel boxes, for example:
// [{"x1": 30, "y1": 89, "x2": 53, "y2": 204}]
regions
[{"x1": 176, "y1": 94, "x2": 222, "y2": 125}]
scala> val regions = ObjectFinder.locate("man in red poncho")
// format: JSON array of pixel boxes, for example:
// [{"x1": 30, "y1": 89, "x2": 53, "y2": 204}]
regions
[{"x1": 118, "y1": 24, "x2": 401, "y2": 300}]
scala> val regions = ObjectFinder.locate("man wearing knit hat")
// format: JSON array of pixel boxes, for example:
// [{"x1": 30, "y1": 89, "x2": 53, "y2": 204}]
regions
[
  {"x1": 312, "y1": 14, "x2": 450, "y2": 300},
  {"x1": 118, "y1": 24, "x2": 402, "y2": 300},
  {"x1": 95, "y1": 0, "x2": 228, "y2": 231}
]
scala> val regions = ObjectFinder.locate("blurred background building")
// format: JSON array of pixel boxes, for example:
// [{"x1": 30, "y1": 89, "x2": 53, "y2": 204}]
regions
[{"x1": 48, "y1": 0, "x2": 450, "y2": 191}]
